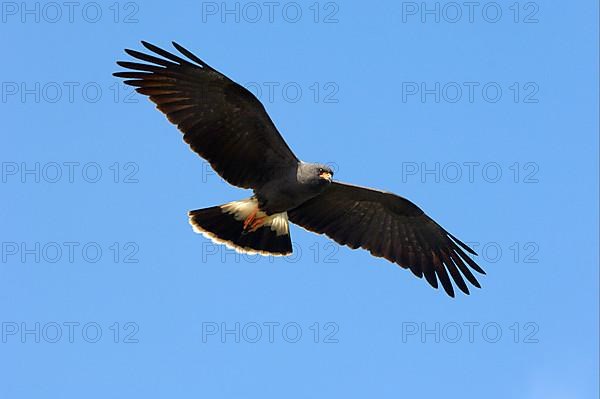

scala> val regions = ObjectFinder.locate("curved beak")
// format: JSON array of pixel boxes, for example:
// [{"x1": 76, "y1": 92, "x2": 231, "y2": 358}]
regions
[{"x1": 319, "y1": 171, "x2": 333, "y2": 182}]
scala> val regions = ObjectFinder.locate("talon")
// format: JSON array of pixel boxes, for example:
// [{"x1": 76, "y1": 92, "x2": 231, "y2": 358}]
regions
[
  {"x1": 242, "y1": 205, "x2": 268, "y2": 233},
  {"x1": 249, "y1": 217, "x2": 265, "y2": 232},
  {"x1": 243, "y1": 208, "x2": 258, "y2": 230}
]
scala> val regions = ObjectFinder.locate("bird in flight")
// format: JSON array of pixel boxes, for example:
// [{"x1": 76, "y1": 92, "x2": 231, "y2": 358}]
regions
[{"x1": 114, "y1": 41, "x2": 485, "y2": 297}]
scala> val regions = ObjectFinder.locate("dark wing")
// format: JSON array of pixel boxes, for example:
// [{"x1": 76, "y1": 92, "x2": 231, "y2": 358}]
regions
[
  {"x1": 288, "y1": 182, "x2": 486, "y2": 297},
  {"x1": 113, "y1": 41, "x2": 299, "y2": 189}
]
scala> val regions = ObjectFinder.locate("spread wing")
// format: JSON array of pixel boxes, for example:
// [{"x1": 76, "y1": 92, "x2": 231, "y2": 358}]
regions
[
  {"x1": 114, "y1": 41, "x2": 299, "y2": 189},
  {"x1": 288, "y1": 182, "x2": 486, "y2": 297}
]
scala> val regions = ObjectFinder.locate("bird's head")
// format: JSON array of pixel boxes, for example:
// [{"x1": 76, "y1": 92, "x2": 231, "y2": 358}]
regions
[
  {"x1": 316, "y1": 164, "x2": 333, "y2": 183},
  {"x1": 298, "y1": 162, "x2": 334, "y2": 187}
]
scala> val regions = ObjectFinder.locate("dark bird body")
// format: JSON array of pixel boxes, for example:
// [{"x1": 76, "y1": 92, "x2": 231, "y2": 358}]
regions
[
  {"x1": 114, "y1": 41, "x2": 486, "y2": 297},
  {"x1": 257, "y1": 162, "x2": 333, "y2": 213}
]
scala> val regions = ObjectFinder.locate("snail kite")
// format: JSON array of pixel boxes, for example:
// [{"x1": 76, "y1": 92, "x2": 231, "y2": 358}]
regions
[{"x1": 114, "y1": 41, "x2": 486, "y2": 297}]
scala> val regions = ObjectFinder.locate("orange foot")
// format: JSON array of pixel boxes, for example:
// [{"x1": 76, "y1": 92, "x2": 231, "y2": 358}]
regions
[
  {"x1": 243, "y1": 208, "x2": 258, "y2": 230},
  {"x1": 243, "y1": 209, "x2": 265, "y2": 233},
  {"x1": 248, "y1": 217, "x2": 265, "y2": 232}
]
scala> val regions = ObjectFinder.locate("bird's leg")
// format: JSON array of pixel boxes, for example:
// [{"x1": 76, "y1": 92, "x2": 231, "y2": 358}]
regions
[
  {"x1": 249, "y1": 216, "x2": 266, "y2": 232},
  {"x1": 242, "y1": 208, "x2": 267, "y2": 233},
  {"x1": 243, "y1": 208, "x2": 258, "y2": 231}
]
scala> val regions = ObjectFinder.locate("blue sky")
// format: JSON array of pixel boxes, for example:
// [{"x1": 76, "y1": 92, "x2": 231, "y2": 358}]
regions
[{"x1": 1, "y1": 1, "x2": 598, "y2": 397}]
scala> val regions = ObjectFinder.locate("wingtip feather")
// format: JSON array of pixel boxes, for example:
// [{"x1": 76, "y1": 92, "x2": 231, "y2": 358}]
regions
[{"x1": 172, "y1": 41, "x2": 214, "y2": 70}]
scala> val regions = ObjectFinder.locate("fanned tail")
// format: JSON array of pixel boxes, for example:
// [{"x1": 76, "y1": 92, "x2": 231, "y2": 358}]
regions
[{"x1": 188, "y1": 198, "x2": 292, "y2": 256}]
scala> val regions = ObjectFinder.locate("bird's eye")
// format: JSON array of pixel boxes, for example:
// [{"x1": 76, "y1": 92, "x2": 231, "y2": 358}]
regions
[{"x1": 318, "y1": 168, "x2": 323, "y2": 174}]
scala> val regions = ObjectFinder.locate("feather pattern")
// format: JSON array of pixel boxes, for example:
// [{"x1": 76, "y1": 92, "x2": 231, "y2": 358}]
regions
[
  {"x1": 288, "y1": 182, "x2": 485, "y2": 297},
  {"x1": 114, "y1": 41, "x2": 299, "y2": 189}
]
